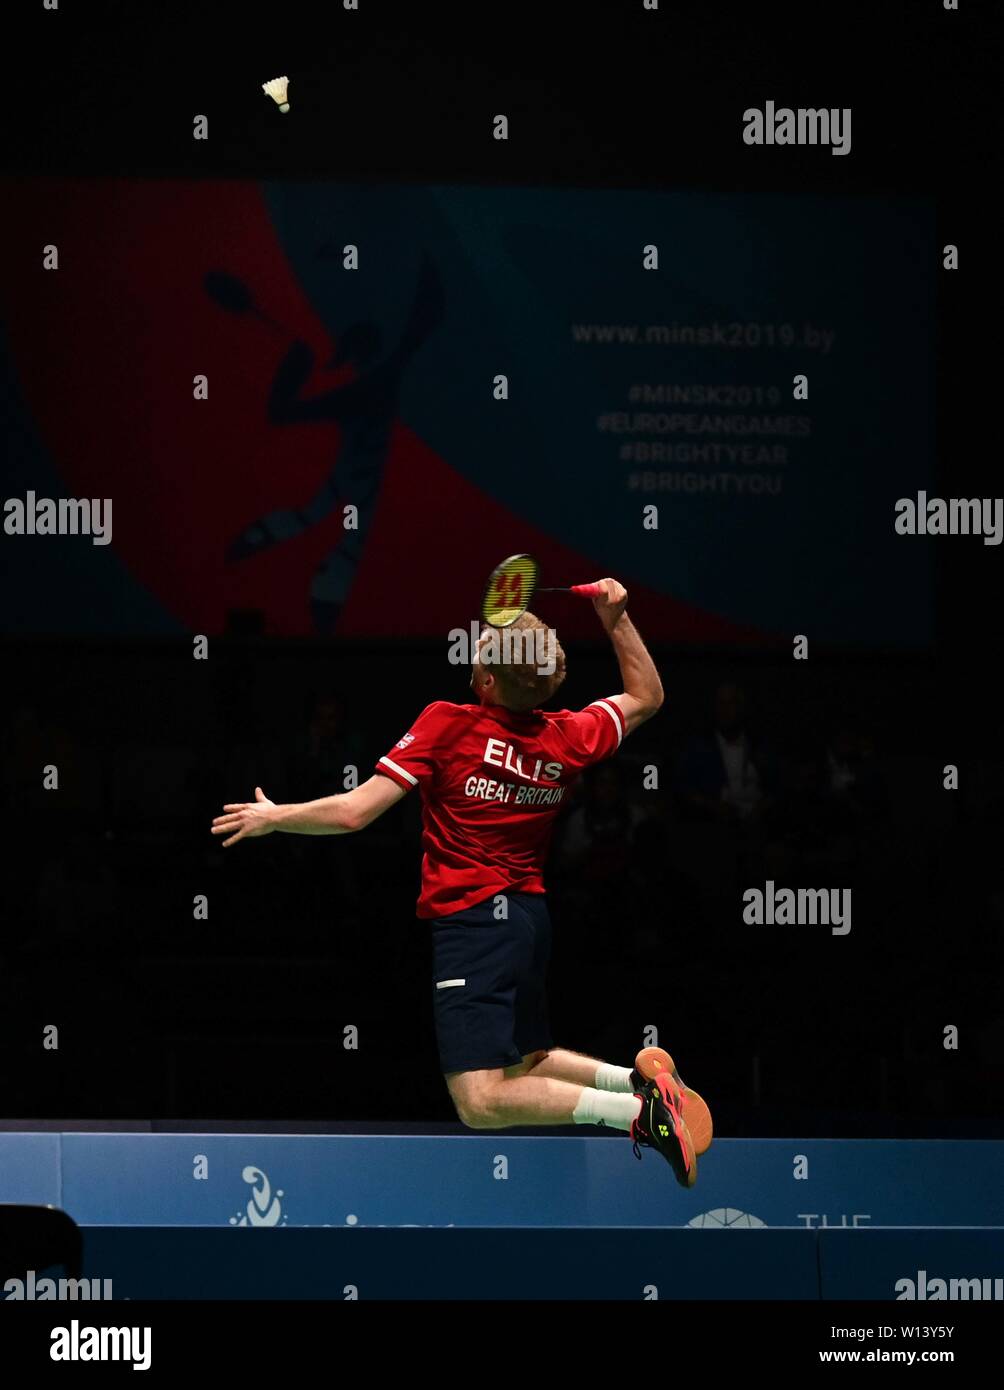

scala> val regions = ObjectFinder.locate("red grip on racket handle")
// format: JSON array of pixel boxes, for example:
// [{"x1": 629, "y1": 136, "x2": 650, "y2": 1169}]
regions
[{"x1": 569, "y1": 583, "x2": 604, "y2": 597}]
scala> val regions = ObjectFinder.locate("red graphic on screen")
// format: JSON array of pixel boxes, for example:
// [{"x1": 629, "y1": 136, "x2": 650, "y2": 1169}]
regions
[{"x1": 0, "y1": 178, "x2": 775, "y2": 644}]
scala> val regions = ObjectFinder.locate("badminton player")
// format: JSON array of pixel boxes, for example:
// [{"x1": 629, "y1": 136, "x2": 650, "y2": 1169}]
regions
[{"x1": 212, "y1": 578, "x2": 709, "y2": 1187}]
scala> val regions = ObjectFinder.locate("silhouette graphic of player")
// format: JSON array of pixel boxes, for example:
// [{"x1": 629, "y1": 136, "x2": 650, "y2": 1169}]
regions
[{"x1": 225, "y1": 254, "x2": 445, "y2": 633}]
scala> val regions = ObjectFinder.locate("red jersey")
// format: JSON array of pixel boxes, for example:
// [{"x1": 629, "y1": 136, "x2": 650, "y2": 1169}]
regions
[{"x1": 375, "y1": 697, "x2": 630, "y2": 918}]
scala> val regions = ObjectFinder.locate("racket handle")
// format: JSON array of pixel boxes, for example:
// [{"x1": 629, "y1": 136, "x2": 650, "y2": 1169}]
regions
[{"x1": 569, "y1": 583, "x2": 603, "y2": 597}]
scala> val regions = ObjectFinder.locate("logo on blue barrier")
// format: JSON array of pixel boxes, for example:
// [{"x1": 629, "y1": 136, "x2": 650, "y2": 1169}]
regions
[
  {"x1": 799, "y1": 1214, "x2": 871, "y2": 1228},
  {"x1": 228, "y1": 1166, "x2": 287, "y2": 1227},
  {"x1": 342, "y1": 1215, "x2": 457, "y2": 1228},
  {"x1": 687, "y1": 1208, "x2": 767, "y2": 1228}
]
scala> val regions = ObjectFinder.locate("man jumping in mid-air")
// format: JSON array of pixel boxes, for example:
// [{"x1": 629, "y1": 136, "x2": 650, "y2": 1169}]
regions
[{"x1": 212, "y1": 578, "x2": 711, "y2": 1186}]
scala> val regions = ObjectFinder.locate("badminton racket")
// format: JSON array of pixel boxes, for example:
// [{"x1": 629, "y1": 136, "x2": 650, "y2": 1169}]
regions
[{"x1": 481, "y1": 553, "x2": 603, "y2": 628}]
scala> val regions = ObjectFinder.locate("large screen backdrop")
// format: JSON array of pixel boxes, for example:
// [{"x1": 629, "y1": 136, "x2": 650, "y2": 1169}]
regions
[{"x1": 0, "y1": 180, "x2": 934, "y2": 644}]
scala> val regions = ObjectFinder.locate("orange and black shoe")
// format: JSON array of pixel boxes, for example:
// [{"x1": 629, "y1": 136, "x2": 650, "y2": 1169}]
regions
[
  {"x1": 630, "y1": 1072, "x2": 698, "y2": 1189},
  {"x1": 631, "y1": 1047, "x2": 713, "y2": 1157}
]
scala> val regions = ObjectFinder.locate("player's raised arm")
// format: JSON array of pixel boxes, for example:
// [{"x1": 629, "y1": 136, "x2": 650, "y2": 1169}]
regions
[
  {"x1": 590, "y1": 578, "x2": 664, "y2": 737},
  {"x1": 211, "y1": 774, "x2": 408, "y2": 848}
]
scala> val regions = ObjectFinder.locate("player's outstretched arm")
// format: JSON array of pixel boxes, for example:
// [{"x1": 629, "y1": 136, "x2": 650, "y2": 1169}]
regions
[
  {"x1": 590, "y1": 578, "x2": 664, "y2": 737},
  {"x1": 211, "y1": 774, "x2": 408, "y2": 848}
]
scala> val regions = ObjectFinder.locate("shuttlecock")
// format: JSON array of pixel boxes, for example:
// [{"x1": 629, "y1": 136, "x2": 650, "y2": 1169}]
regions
[{"x1": 262, "y1": 76, "x2": 290, "y2": 114}]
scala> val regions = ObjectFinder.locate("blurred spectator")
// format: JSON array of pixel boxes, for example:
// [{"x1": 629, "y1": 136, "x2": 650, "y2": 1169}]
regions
[
  {"x1": 672, "y1": 682, "x2": 797, "y2": 919},
  {"x1": 278, "y1": 691, "x2": 369, "y2": 932},
  {"x1": 676, "y1": 682, "x2": 779, "y2": 826},
  {"x1": 286, "y1": 691, "x2": 365, "y2": 801},
  {"x1": 781, "y1": 723, "x2": 890, "y2": 882},
  {"x1": 558, "y1": 762, "x2": 645, "y2": 882},
  {"x1": 816, "y1": 724, "x2": 889, "y2": 834}
]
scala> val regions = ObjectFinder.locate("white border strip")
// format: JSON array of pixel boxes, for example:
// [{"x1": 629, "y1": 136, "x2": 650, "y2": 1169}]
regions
[
  {"x1": 379, "y1": 755, "x2": 418, "y2": 786},
  {"x1": 590, "y1": 699, "x2": 624, "y2": 747}
]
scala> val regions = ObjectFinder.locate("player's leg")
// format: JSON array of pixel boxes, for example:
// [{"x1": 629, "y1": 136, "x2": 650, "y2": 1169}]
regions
[
  {"x1": 452, "y1": 1054, "x2": 629, "y2": 1128},
  {"x1": 503, "y1": 898, "x2": 648, "y2": 1132},
  {"x1": 524, "y1": 1046, "x2": 714, "y2": 1155},
  {"x1": 521, "y1": 1047, "x2": 630, "y2": 1086},
  {"x1": 507, "y1": 895, "x2": 698, "y2": 1178},
  {"x1": 444, "y1": 1064, "x2": 695, "y2": 1188},
  {"x1": 446, "y1": 1065, "x2": 595, "y2": 1127},
  {"x1": 431, "y1": 895, "x2": 696, "y2": 1184},
  {"x1": 432, "y1": 903, "x2": 619, "y2": 1127},
  {"x1": 509, "y1": 895, "x2": 708, "y2": 1154}
]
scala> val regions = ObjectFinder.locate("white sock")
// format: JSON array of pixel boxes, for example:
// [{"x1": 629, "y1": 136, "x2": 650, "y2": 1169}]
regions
[
  {"x1": 594, "y1": 1062, "x2": 635, "y2": 1093},
  {"x1": 572, "y1": 1088, "x2": 642, "y2": 1132}
]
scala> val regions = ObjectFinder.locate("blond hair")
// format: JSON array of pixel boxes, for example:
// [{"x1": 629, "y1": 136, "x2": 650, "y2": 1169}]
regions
[{"x1": 479, "y1": 612, "x2": 567, "y2": 711}]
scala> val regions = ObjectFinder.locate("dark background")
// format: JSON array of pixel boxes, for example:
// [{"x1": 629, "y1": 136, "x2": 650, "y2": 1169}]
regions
[{"x1": 1, "y1": 0, "x2": 1000, "y2": 1135}]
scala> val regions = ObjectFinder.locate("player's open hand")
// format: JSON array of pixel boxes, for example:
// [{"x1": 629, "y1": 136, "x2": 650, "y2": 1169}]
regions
[
  {"x1": 590, "y1": 578, "x2": 628, "y2": 630},
  {"x1": 211, "y1": 787, "x2": 277, "y2": 847}
]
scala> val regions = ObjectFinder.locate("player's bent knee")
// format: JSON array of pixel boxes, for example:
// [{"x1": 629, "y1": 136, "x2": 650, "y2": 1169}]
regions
[
  {"x1": 454, "y1": 1097, "x2": 501, "y2": 1130},
  {"x1": 456, "y1": 1108, "x2": 490, "y2": 1131},
  {"x1": 449, "y1": 1080, "x2": 503, "y2": 1130}
]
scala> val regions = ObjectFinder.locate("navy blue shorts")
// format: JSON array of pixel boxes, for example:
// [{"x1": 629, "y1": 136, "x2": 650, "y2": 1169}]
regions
[{"x1": 430, "y1": 892, "x2": 554, "y2": 1074}]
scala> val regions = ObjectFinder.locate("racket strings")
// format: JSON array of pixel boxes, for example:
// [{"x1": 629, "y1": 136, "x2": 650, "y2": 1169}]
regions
[{"x1": 482, "y1": 554, "x2": 538, "y2": 628}]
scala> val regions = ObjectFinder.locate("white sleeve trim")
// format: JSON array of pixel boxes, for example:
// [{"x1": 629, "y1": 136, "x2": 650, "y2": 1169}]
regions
[
  {"x1": 590, "y1": 699, "x2": 624, "y2": 747},
  {"x1": 379, "y1": 755, "x2": 419, "y2": 786}
]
